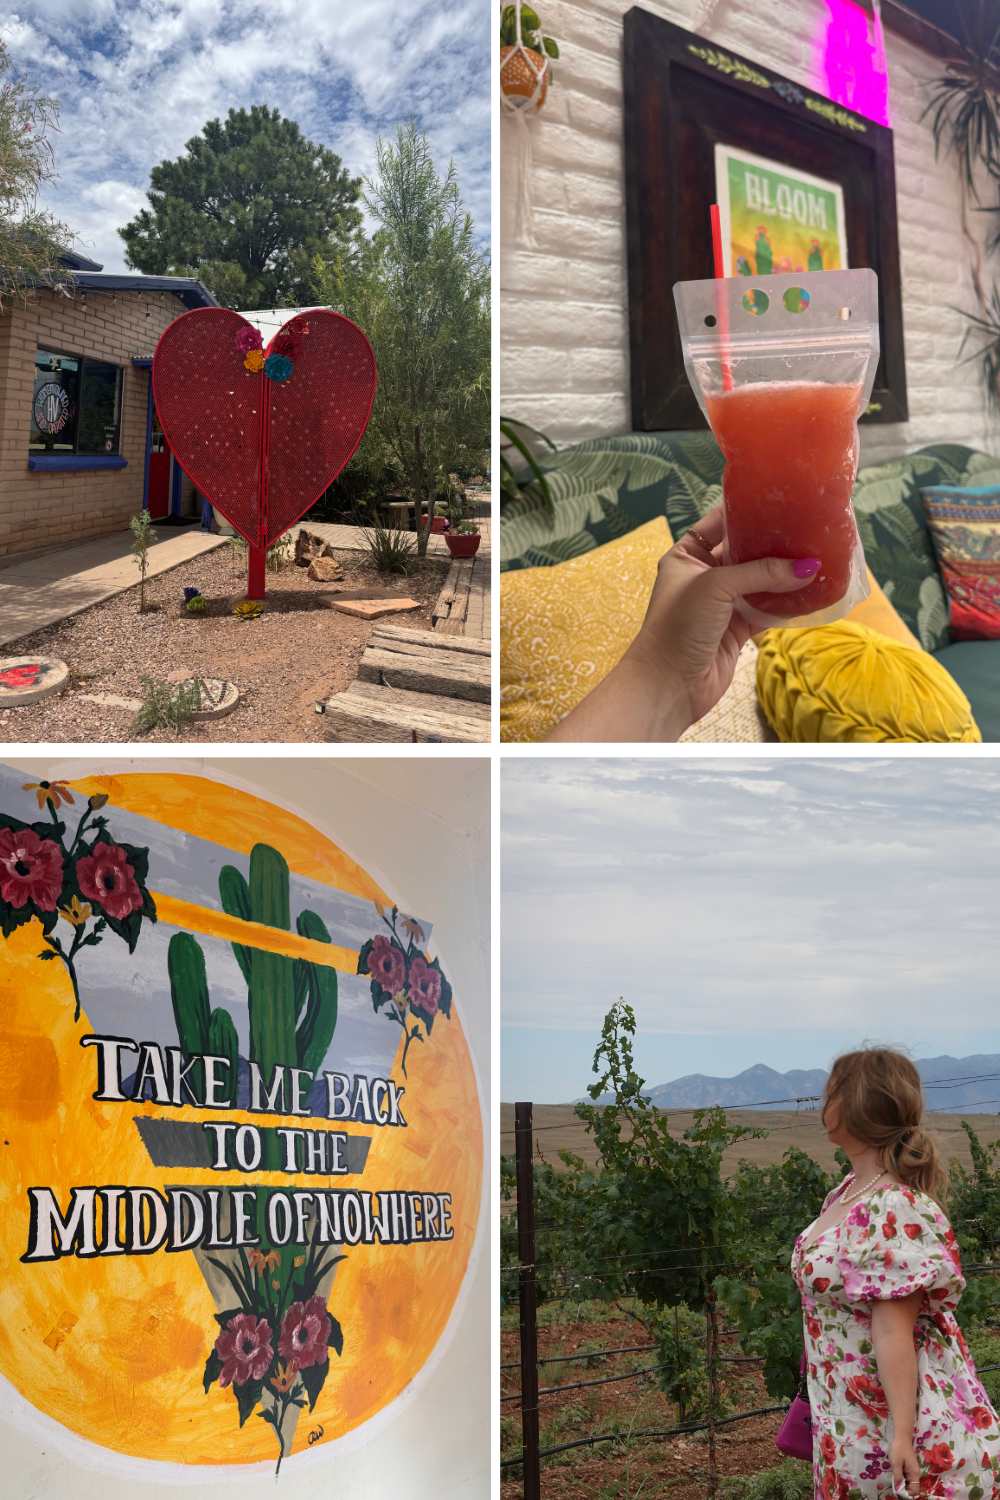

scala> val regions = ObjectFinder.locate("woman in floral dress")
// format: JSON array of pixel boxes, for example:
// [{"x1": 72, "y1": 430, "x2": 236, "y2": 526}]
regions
[{"x1": 792, "y1": 1047, "x2": 1000, "y2": 1500}]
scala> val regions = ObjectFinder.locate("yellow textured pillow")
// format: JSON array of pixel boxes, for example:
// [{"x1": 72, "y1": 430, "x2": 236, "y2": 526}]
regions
[
  {"x1": 843, "y1": 568, "x2": 923, "y2": 651},
  {"x1": 500, "y1": 516, "x2": 672, "y2": 742},
  {"x1": 756, "y1": 622, "x2": 981, "y2": 743}
]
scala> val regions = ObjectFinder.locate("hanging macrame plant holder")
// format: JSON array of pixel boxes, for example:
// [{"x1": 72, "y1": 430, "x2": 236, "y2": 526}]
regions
[{"x1": 499, "y1": 7, "x2": 550, "y2": 248}]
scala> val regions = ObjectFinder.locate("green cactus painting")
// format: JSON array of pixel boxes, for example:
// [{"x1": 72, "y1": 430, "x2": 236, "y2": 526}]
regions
[{"x1": 168, "y1": 842, "x2": 338, "y2": 1103}]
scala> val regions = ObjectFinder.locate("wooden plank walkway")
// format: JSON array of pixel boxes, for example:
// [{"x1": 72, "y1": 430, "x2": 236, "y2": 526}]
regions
[
  {"x1": 324, "y1": 625, "x2": 491, "y2": 743},
  {"x1": 431, "y1": 549, "x2": 489, "y2": 640}
]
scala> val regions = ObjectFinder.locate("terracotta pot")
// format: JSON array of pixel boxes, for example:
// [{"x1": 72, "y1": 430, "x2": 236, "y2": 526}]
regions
[
  {"x1": 500, "y1": 44, "x2": 548, "y2": 111},
  {"x1": 445, "y1": 532, "x2": 482, "y2": 558}
]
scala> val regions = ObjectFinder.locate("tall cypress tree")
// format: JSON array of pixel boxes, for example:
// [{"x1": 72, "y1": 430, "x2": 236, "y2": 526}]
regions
[{"x1": 118, "y1": 105, "x2": 362, "y2": 310}]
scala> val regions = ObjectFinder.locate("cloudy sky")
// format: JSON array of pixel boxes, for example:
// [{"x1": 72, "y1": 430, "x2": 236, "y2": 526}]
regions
[
  {"x1": 3, "y1": 0, "x2": 489, "y2": 273},
  {"x1": 502, "y1": 758, "x2": 1000, "y2": 1102}
]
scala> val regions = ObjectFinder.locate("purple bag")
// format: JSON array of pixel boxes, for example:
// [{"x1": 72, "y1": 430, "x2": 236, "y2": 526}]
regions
[{"x1": 775, "y1": 1350, "x2": 813, "y2": 1461}]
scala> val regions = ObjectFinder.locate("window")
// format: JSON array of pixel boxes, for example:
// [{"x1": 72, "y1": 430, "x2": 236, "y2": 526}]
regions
[{"x1": 29, "y1": 348, "x2": 123, "y2": 456}]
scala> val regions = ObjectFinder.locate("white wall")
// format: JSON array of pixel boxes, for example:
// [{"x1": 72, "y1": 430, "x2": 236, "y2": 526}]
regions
[
  {"x1": 499, "y1": 0, "x2": 1000, "y2": 466},
  {"x1": 0, "y1": 755, "x2": 490, "y2": 1500}
]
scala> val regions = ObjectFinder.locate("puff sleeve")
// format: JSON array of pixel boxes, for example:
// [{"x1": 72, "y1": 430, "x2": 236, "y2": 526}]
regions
[{"x1": 837, "y1": 1187, "x2": 964, "y2": 1310}]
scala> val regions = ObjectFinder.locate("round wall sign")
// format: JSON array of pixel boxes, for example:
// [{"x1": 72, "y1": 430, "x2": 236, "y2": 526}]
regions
[
  {"x1": 0, "y1": 766, "x2": 483, "y2": 1478},
  {"x1": 33, "y1": 383, "x2": 71, "y2": 435}
]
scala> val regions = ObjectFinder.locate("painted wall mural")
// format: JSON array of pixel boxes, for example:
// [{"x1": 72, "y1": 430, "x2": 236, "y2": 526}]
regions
[{"x1": 0, "y1": 766, "x2": 483, "y2": 1478}]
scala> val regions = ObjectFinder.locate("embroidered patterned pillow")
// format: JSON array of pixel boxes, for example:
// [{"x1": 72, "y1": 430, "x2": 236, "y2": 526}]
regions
[{"x1": 920, "y1": 485, "x2": 1000, "y2": 640}]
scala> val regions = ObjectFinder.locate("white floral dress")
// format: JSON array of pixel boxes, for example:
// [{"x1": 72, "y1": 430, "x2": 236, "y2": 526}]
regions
[{"x1": 792, "y1": 1180, "x2": 1000, "y2": 1500}]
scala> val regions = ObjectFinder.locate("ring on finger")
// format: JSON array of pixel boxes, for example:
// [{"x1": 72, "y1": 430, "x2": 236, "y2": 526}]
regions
[{"x1": 687, "y1": 526, "x2": 716, "y2": 554}]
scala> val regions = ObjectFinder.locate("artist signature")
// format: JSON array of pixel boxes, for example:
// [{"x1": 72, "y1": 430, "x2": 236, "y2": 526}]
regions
[{"x1": 308, "y1": 1425, "x2": 324, "y2": 1446}]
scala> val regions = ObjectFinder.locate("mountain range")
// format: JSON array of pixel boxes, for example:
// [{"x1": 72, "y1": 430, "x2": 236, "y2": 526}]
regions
[{"x1": 574, "y1": 1054, "x2": 1000, "y2": 1112}]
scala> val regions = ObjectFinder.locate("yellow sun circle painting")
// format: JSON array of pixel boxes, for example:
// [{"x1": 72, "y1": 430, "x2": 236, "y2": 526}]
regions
[{"x1": 0, "y1": 766, "x2": 484, "y2": 1477}]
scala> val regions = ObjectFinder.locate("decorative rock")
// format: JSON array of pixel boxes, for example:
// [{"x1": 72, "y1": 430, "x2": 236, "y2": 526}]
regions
[
  {"x1": 0, "y1": 656, "x2": 68, "y2": 706},
  {"x1": 295, "y1": 528, "x2": 337, "y2": 567},
  {"x1": 331, "y1": 598, "x2": 422, "y2": 619},
  {"x1": 307, "y1": 556, "x2": 344, "y2": 582}
]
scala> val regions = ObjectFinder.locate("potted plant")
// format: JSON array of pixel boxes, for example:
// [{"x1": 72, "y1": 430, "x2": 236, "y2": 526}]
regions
[
  {"x1": 437, "y1": 479, "x2": 482, "y2": 557},
  {"x1": 500, "y1": 4, "x2": 558, "y2": 113}
]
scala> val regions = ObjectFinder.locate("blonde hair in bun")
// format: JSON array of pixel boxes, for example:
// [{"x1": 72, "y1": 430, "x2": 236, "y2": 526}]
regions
[{"x1": 822, "y1": 1046, "x2": 947, "y2": 1206}]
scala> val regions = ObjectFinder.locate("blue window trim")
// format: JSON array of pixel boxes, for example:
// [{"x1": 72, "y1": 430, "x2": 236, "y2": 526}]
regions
[{"x1": 28, "y1": 455, "x2": 128, "y2": 472}]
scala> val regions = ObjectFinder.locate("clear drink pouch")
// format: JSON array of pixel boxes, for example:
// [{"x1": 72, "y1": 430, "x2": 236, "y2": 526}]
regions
[{"x1": 673, "y1": 268, "x2": 880, "y2": 628}]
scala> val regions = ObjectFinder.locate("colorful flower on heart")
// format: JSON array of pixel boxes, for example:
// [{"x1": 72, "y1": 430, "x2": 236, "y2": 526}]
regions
[
  {"x1": 845, "y1": 1371, "x2": 889, "y2": 1421},
  {"x1": 243, "y1": 348, "x2": 266, "y2": 373},
  {"x1": 367, "y1": 934, "x2": 406, "y2": 994},
  {"x1": 287, "y1": 315, "x2": 309, "y2": 336},
  {"x1": 59, "y1": 894, "x2": 92, "y2": 928},
  {"x1": 272, "y1": 332, "x2": 302, "y2": 361},
  {"x1": 22, "y1": 778, "x2": 73, "y2": 811},
  {"x1": 0, "y1": 826, "x2": 63, "y2": 909},
  {"x1": 408, "y1": 955, "x2": 441, "y2": 1015},
  {"x1": 278, "y1": 1296, "x2": 331, "y2": 1371},
  {"x1": 215, "y1": 1312, "x2": 274, "y2": 1387},
  {"x1": 234, "y1": 326, "x2": 263, "y2": 353},
  {"x1": 76, "y1": 842, "x2": 143, "y2": 920},
  {"x1": 270, "y1": 1359, "x2": 298, "y2": 1393},
  {"x1": 263, "y1": 353, "x2": 293, "y2": 383}
]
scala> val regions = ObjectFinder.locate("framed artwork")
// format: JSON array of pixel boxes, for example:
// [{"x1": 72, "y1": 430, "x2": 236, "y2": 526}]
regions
[
  {"x1": 623, "y1": 8, "x2": 907, "y2": 428},
  {"x1": 714, "y1": 144, "x2": 849, "y2": 278}
]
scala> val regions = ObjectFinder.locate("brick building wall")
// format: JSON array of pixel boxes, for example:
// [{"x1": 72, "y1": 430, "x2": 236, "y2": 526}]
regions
[
  {"x1": 499, "y1": 0, "x2": 1000, "y2": 466},
  {"x1": 0, "y1": 286, "x2": 197, "y2": 560}
]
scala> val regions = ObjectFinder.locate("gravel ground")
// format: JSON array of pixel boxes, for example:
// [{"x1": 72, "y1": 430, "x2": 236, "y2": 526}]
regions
[{"x1": 0, "y1": 542, "x2": 449, "y2": 744}]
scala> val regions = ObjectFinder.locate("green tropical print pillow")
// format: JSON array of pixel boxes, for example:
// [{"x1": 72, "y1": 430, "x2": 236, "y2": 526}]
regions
[
  {"x1": 500, "y1": 433, "x2": 1000, "y2": 652},
  {"x1": 498, "y1": 432, "x2": 725, "y2": 572}
]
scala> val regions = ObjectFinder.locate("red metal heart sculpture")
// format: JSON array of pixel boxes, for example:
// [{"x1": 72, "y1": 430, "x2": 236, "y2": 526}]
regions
[{"x1": 151, "y1": 306, "x2": 376, "y2": 558}]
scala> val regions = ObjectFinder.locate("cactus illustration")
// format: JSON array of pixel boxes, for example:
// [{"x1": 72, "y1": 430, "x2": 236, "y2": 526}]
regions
[
  {"x1": 168, "y1": 931, "x2": 239, "y2": 1105},
  {"x1": 219, "y1": 844, "x2": 337, "y2": 1079},
  {"x1": 169, "y1": 845, "x2": 337, "y2": 1123}
]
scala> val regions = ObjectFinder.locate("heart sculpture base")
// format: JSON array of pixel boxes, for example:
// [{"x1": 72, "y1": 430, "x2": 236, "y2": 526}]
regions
[{"x1": 152, "y1": 308, "x2": 377, "y2": 599}]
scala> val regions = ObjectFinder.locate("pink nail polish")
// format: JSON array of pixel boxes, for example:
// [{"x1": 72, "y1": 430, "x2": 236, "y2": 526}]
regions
[{"x1": 792, "y1": 558, "x2": 822, "y2": 578}]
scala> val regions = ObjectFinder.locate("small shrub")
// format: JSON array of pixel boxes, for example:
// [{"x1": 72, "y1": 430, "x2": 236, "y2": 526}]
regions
[
  {"x1": 227, "y1": 534, "x2": 292, "y2": 572},
  {"x1": 129, "y1": 510, "x2": 159, "y2": 612},
  {"x1": 721, "y1": 1459, "x2": 814, "y2": 1500},
  {"x1": 130, "y1": 676, "x2": 200, "y2": 737},
  {"x1": 364, "y1": 519, "x2": 416, "y2": 574}
]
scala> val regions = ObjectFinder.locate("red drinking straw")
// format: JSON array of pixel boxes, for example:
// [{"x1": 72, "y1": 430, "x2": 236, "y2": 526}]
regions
[{"x1": 710, "y1": 203, "x2": 734, "y2": 393}]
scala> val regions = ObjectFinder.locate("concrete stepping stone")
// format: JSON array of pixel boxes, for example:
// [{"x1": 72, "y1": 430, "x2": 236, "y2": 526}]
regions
[
  {"x1": 331, "y1": 598, "x2": 422, "y2": 620},
  {"x1": 0, "y1": 656, "x2": 68, "y2": 705}
]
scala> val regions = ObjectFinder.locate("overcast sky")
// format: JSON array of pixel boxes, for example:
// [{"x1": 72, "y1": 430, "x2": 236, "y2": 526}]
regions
[
  {"x1": 502, "y1": 758, "x2": 1000, "y2": 1102},
  {"x1": 4, "y1": 0, "x2": 489, "y2": 274}
]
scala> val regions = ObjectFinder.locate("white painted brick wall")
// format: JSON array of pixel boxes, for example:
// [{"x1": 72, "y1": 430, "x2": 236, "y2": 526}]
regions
[{"x1": 499, "y1": 0, "x2": 1000, "y2": 466}]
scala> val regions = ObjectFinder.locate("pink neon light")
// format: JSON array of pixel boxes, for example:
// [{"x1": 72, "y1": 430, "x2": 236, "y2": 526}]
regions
[{"x1": 821, "y1": 0, "x2": 891, "y2": 128}]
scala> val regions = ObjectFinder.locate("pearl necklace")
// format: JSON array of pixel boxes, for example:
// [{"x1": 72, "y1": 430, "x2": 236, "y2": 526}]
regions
[{"x1": 838, "y1": 1168, "x2": 885, "y2": 1208}]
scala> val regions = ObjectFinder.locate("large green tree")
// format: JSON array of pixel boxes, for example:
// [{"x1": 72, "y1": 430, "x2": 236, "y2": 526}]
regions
[
  {"x1": 118, "y1": 105, "x2": 361, "y2": 310},
  {"x1": 313, "y1": 119, "x2": 490, "y2": 554},
  {"x1": 0, "y1": 37, "x2": 73, "y2": 310}
]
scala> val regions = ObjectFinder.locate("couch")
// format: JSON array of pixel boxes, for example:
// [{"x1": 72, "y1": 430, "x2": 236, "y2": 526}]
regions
[{"x1": 499, "y1": 433, "x2": 1000, "y2": 741}]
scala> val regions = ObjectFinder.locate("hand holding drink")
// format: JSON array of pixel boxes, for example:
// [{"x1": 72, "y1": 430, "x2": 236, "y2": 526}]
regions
[{"x1": 674, "y1": 263, "x2": 879, "y2": 628}]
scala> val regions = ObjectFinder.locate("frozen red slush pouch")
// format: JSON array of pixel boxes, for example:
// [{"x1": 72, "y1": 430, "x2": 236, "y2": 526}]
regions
[{"x1": 673, "y1": 268, "x2": 879, "y2": 628}]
